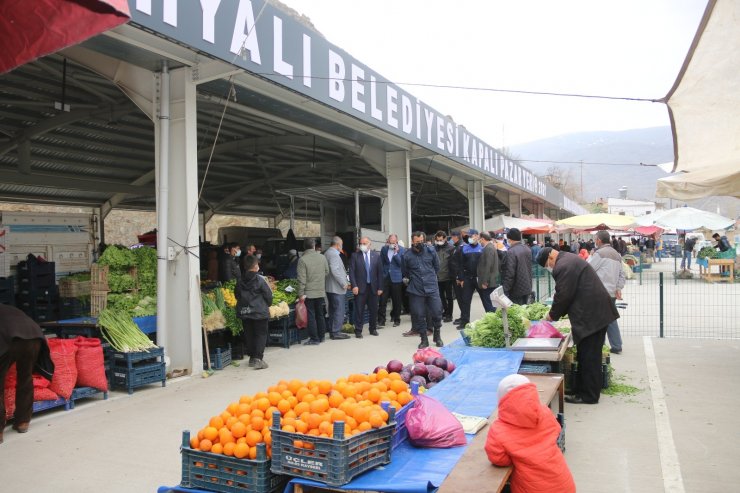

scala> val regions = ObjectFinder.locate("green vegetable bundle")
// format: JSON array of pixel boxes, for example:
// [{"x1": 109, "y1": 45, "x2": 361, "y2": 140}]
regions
[
  {"x1": 108, "y1": 272, "x2": 136, "y2": 292},
  {"x1": 524, "y1": 302, "x2": 550, "y2": 321},
  {"x1": 133, "y1": 247, "x2": 157, "y2": 296},
  {"x1": 697, "y1": 246, "x2": 718, "y2": 259},
  {"x1": 273, "y1": 278, "x2": 299, "y2": 305},
  {"x1": 99, "y1": 309, "x2": 158, "y2": 352},
  {"x1": 98, "y1": 245, "x2": 137, "y2": 270},
  {"x1": 223, "y1": 306, "x2": 242, "y2": 336},
  {"x1": 464, "y1": 304, "x2": 529, "y2": 348}
]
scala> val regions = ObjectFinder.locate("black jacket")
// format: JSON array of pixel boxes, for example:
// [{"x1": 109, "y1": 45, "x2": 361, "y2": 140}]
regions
[
  {"x1": 458, "y1": 243, "x2": 483, "y2": 280},
  {"x1": 502, "y1": 242, "x2": 533, "y2": 298},
  {"x1": 449, "y1": 240, "x2": 464, "y2": 280},
  {"x1": 0, "y1": 304, "x2": 54, "y2": 381},
  {"x1": 235, "y1": 272, "x2": 272, "y2": 320},
  {"x1": 548, "y1": 252, "x2": 619, "y2": 344},
  {"x1": 402, "y1": 245, "x2": 439, "y2": 296},
  {"x1": 220, "y1": 253, "x2": 241, "y2": 282},
  {"x1": 434, "y1": 243, "x2": 454, "y2": 282}
]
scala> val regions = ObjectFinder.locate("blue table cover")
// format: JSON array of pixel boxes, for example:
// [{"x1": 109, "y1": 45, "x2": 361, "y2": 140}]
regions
[{"x1": 55, "y1": 315, "x2": 157, "y2": 334}]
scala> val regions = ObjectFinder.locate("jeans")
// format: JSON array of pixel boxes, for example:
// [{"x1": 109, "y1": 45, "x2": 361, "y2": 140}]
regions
[
  {"x1": 241, "y1": 318, "x2": 268, "y2": 360},
  {"x1": 606, "y1": 298, "x2": 622, "y2": 352},
  {"x1": 305, "y1": 297, "x2": 327, "y2": 342},
  {"x1": 326, "y1": 292, "x2": 346, "y2": 335},
  {"x1": 680, "y1": 250, "x2": 692, "y2": 269},
  {"x1": 0, "y1": 338, "x2": 41, "y2": 427},
  {"x1": 438, "y1": 280, "x2": 454, "y2": 318}
]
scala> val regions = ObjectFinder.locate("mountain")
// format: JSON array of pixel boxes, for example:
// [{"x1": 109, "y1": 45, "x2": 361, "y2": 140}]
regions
[{"x1": 509, "y1": 127, "x2": 674, "y2": 202}]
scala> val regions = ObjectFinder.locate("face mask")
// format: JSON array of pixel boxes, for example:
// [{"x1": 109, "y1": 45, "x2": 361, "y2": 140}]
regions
[
  {"x1": 359, "y1": 244, "x2": 369, "y2": 253},
  {"x1": 413, "y1": 243, "x2": 423, "y2": 252},
  {"x1": 435, "y1": 241, "x2": 445, "y2": 246},
  {"x1": 256, "y1": 254, "x2": 262, "y2": 260},
  {"x1": 468, "y1": 238, "x2": 477, "y2": 245},
  {"x1": 234, "y1": 250, "x2": 241, "y2": 257},
  {"x1": 545, "y1": 266, "x2": 553, "y2": 273}
]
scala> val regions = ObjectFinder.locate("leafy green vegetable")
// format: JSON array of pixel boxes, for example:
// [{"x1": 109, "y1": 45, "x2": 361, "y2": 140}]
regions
[
  {"x1": 98, "y1": 245, "x2": 137, "y2": 271},
  {"x1": 464, "y1": 305, "x2": 528, "y2": 348},
  {"x1": 524, "y1": 302, "x2": 550, "y2": 321},
  {"x1": 697, "y1": 246, "x2": 718, "y2": 259},
  {"x1": 273, "y1": 279, "x2": 299, "y2": 305},
  {"x1": 108, "y1": 272, "x2": 136, "y2": 292},
  {"x1": 223, "y1": 306, "x2": 242, "y2": 336},
  {"x1": 132, "y1": 247, "x2": 157, "y2": 296},
  {"x1": 60, "y1": 272, "x2": 91, "y2": 282},
  {"x1": 99, "y1": 308, "x2": 157, "y2": 352}
]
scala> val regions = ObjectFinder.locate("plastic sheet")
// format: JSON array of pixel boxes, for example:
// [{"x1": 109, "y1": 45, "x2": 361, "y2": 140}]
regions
[{"x1": 284, "y1": 348, "x2": 523, "y2": 493}]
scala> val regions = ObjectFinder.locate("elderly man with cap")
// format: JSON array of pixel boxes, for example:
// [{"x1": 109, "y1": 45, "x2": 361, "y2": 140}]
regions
[
  {"x1": 501, "y1": 228, "x2": 533, "y2": 305},
  {"x1": 536, "y1": 247, "x2": 618, "y2": 404},
  {"x1": 485, "y1": 374, "x2": 575, "y2": 493},
  {"x1": 455, "y1": 229, "x2": 495, "y2": 329},
  {"x1": 1, "y1": 304, "x2": 55, "y2": 443}
]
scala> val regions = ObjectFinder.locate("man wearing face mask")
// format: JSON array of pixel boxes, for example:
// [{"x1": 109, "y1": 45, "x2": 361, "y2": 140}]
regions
[
  {"x1": 349, "y1": 237, "x2": 384, "y2": 338},
  {"x1": 378, "y1": 234, "x2": 405, "y2": 328},
  {"x1": 536, "y1": 247, "x2": 619, "y2": 405},
  {"x1": 402, "y1": 232, "x2": 443, "y2": 348},
  {"x1": 455, "y1": 229, "x2": 495, "y2": 329},
  {"x1": 448, "y1": 230, "x2": 465, "y2": 324},
  {"x1": 220, "y1": 242, "x2": 242, "y2": 282},
  {"x1": 433, "y1": 231, "x2": 454, "y2": 323},
  {"x1": 324, "y1": 236, "x2": 351, "y2": 340}
]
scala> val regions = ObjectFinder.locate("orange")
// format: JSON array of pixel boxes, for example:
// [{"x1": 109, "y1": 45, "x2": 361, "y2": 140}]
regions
[
  {"x1": 199, "y1": 439, "x2": 213, "y2": 452},
  {"x1": 309, "y1": 399, "x2": 329, "y2": 414},
  {"x1": 376, "y1": 368, "x2": 389, "y2": 379},
  {"x1": 234, "y1": 442, "x2": 249, "y2": 459},
  {"x1": 303, "y1": 441, "x2": 315, "y2": 450},
  {"x1": 197, "y1": 429, "x2": 205, "y2": 441},
  {"x1": 295, "y1": 387, "x2": 310, "y2": 401},
  {"x1": 307, "y1": 413, "x2": 323, "y2": 430},
  {"x1": 211, "y1": 443, "x2": 224, "y2": 455},
  {"x1": 299, "y1": 411, "x2": 311, "y2": 424},
  {"x1": 353, "y1": 406, "x2": 369, "y2": 424},
  {"x1": 318, "y1": 420, "x2": 332, "y2": 436},
  {"x1": 251, "y1": 408, "x2": 265, "y2": 419},
  {"x1": 267, "y1": 384, "x2": 280, "y2": 393},
  {"x1": 265, "y1": 407, "x2": 280, "y2": 422},
  {"x1": 283, "y1": 409, "x2": 297, "y2": 420},
  {"x1": 388, "y1": 372, "x2": 402, "y2": 380},
  {"x1": 390, "y1": 380, "x2": 407, "y2": 394},
  {"x1": 281, "y1": 390, "x2": 293, "y2": 400},
  {"x1": 307, "y1": 429, "x2": 320, "y2": 436},
  {"x1": 219, "y1": 429, "x2": 235, "y2": 445},
  {"x1": 277, "y1": 399, "x2": 292, "y2": 415},
  {"x1": 288, "y1": 379, "x2": 304, "y2": 395},
  {"x1": 248, "y1": 446, "x2": 258, "y2": 460},
  {"x1": 301, "y1": 393, "x2": 316, "y2": 404},
  {"x1": 189, "y1": 436, "x2": 199, "y2": 449},
  {"x1": 282, "y1": 424, "x2": 296, "y2": 433},
  {"x1": 367, "y1": 388, "x2": 381, "y2": 403},
  {"x1": 293, "y1": 439, "x2": 304, "y2": 449},
  {"x1": 287, "y1": 396, "x2": 299, "y2": 409},
  {"x1": 318, "y1": 380, "x2": 333, "y2": 395},
  {"x1": 246, "y1": 430, "x2": 263, "y2": 447},
  {"x1": 227, "y1": 402, "x2": 240, "y2": 416},
  {"x1": 294, "y1": 420, "x2": 308, "y2": 434},
  {"x1": 397, "y1": 391, "x2": 412, "y2": 406},
  {"x1": 282, "y1": 416, "x2": 297, "y2": 428},
  {"x1": 375, "y1": 381, "x2": 388, "y2": 393},
  {"x1": 237, "y1": 403, "x2": 250, "y2": 416},
  {"x1": 294, "y1": 402, "x2": 310, "y2": 416},
  {"x1": 238, "y1": 414, "x2": 251, "y2": 426},
  {"x1": 368, "y1": 412, "x2": 384, "y2": 428},
  {"x1": 203, "y1": 426, "x2": 219, "y2": 442},
  {"x1": 220, "y1": 411, "x2": 232, "y2": 423},
  {"x1": 263, "y1": 431, "x2": 272, "y2": 446},
  {"x1": 379, "y1": 409, "x2": 389, "y2": 423},
  {"x1": 251, "y1": 416, "x2": 265, "y2": 432},
  {"x1": 345, "y1": 416, "x2": 358, "y2": 430},
  {"x1": 223, "y1": 442, "x2": 236, "y2": 457},
  {"x1": 330, "y1": 409, "x2": 347, "y2": 423},
  {"x1": 209, "y1": 416, "x2": 224, "y2": 429},
  {"x1": 357, "y1": 421, "x2": 372, "y2": 432},
  {"x1": 254, "y1": 397, "x2": 270, "y2": 412},
  {"x1": 267, "y1": 391, "x2": 282, "y2": 406},
  {"x1": 254, "y1": 391, "x2": 269, "y2": 400},
  {"x1": 239, "y1": 394, "x2": 253, "y2": 404},
  {"x1": 231, "y1": 421, "x2": 247, "y2": 439},
  {"x1": 237, "y1": 437, "x2": 247, "y2": 445}
]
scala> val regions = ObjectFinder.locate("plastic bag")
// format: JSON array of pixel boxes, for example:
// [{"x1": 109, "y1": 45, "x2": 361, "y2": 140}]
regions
[
  {"x1": 33, "y1": 374, "x2": 59, "y2": 402},
  {"x1": 74, "y1": 337, "x2": 108, "y2": 392},
  {"x1": 527, "y1": 321, "x2": 564, "y2": 339},
  {"x1": 294, "y1": 298, "x2": 308, "y2": 329},
  {"x1": 405, "y1": 394, "x2": 466, "y2": 448},
  {"x1": 413, "y1": 347, "x2": 442, "y2": 363}
]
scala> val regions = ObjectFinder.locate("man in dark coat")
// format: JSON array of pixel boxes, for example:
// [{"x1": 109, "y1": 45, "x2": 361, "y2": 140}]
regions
[
  {"x1": 348, "y1": 237, "x2": 384, "y2": 338},
  {"x1": 433, "y1": 231, "x2": 455, "y2": 323},
  {"x1": 502, "y1": 228, "x2": 533, "y2": 305},
  {"x1": 1, "y1": 304, "x2": 55, "y2": 442},
  {"x1": 402, "y1": 232, "x2": 443, "y2": 348},
  {"x1": 537, "y1": 247, "x2": 618, "y2": 405},
  {"x1": 448, "y1": 230, "x2": 465, "y2": 324}
]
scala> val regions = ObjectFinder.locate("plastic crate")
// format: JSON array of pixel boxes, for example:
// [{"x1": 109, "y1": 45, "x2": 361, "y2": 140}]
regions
[
  {"x1": 111, "y1": 361, "x2": 166, "y2": 394},
  {"x1": 267, "y1": 318, "x2": 307, "y2": 348},
  {"x1": 59, "y1": 297, "x2": 90, "y2": 319},
  {"x1": 518, "y1": 363, "x2": 552, "y2": 374},
  {"x1": 111, "y1": 346, "x2": 165, "y2": 369},
  {"x1": 269, "y1": 410, "x2": 395, "y2": 487},
  {"x1": 17, "y1": 259, "x2": 55, "y2": 277},
  {"x1": 180, "y1": 431, "x2": 287, "y2": 493},
  {"x1": 32, "y1": 395, "x2": 71, "y2": 413},
  {"x1": 0, "y1": 276, "x2": 15, "y2": 305},
  {"x1": 69, "y1": 386, "x2": 108, "y2": 409},
  {"x1": 556, "y1": 413, "x2": 566, "y2": 452},
  {"x1": 206, "y1": 344, "x2": 232, "y2": 370}
]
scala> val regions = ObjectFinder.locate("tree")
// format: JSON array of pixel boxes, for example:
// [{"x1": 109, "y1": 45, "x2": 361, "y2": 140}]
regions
[{"x1": 541, "y1": 166, "x2": 582, "y2": 201}]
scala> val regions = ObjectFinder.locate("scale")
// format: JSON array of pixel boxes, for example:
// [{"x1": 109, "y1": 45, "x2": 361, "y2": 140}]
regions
[{"x1": 491, "y1": 286, "x2": 514, "y2": 347}]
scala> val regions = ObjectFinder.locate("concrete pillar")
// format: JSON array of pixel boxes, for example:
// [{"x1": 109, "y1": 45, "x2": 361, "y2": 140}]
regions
[
  {"x1": 154, "y1": 67, "x2": 202, "y2": 372},
  {"x1": 385, "y1": 151, "x2": 411, "y2": 245},
  {"x1": 467, "y1": 180, "x2": 486, "y2": 232},
  {"x1": 508, "y1": 193, "x2": 522, "y2": 218}
]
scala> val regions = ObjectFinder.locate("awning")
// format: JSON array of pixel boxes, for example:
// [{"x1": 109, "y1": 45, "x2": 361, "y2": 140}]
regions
[
  {"x1": 658, "y1": 0, "x2": 740, "y2": 199},
  {"x1": 651, "y1": 206, "x2": 734, "y2": 231},
  {"x1": 634, "y1": 226, "x2": 663, "y2": 236},
  {"x1": 0, "y1": 0, "x2": 130, "y2": 74},
  {"x1": 458, "y1": 215, "x2": 554, "y2": 235},
  {"x1": 555, "y1": 213, "x2": 635, "y2": 231}
]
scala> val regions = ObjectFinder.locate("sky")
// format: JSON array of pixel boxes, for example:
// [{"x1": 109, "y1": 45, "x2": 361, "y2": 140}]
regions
[{"x1": 277, "y1": 0, "x2": 708, "y2": 148}]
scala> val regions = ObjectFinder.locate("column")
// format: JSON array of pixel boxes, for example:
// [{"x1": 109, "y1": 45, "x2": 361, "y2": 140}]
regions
[
  {"x1": 385, "y1": 151, "x2": 411, "y2": 245},
  {"x1": 467, "y1": 180, "x2": 486, "y2": 232},
  {"x1": 508, "y1": 193, "x2": 522, "y2": 217},
  {"x1": 154, "y1": 67, "x2": 203, "y2": 372}
]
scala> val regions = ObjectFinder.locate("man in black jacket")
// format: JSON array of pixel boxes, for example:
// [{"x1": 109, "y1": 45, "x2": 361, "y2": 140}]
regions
[
  {"x1": 501, "y1": 228, "x2": 533, "y2": 305},
  {"x1": 449, "y1": 230, "x2": 465, "y2": 324},
  {"x1": 1, "y1": 305, "x2": 55, "y2": 442},
  {"x1": 433, "y1": 231, "x2": 454, "y2": 323},
  {"x1": 537, "y1": 247, "x2": 618, "y2": 405},
  {"x1": 402, "y1": 232, "x2": 443, "y2": 348},
  {"x1": 235, "y1": 255, "x2": 272, "y2": 369}
]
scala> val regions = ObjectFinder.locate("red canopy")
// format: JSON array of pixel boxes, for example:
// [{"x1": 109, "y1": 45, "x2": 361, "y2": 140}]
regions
[
  {"x1": 634, "y1": 226, "x2": 663, "y2": 236},
  {"x1": 0, "y1": 0, "x2": 130, "y2": 74}
]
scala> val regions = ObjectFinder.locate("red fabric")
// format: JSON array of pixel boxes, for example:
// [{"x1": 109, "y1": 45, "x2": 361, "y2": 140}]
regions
[
  {"x1": 33, "y1": 373, "x2": 60, "y2": 402},
  {"x1": 0, "y1": 0, "x2": 131, "y2": 74},
  {"x1": 74, "y1": 337, "x2": 108, "y2": 392},
  {"x1": 47, "y1": 338, "x2": 78, "y2": 399},
  {"x1": 4, "y1": 364, "x2": 17, "y2": 419},
  {"x1": 485, "y1": 383, "x2": 575, "y2": 493}
]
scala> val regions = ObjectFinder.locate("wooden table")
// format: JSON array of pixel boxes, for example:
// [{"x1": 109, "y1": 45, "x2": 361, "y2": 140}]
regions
[
  {"x1": 701, "y1": 258, "x2": 734, "y2": 283},
  {"x1": 437, "y1": 373, "x2": 564, "y2": 493}
]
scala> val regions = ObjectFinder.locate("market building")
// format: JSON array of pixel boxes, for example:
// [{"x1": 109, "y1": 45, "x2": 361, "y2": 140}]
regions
[{"x1": 0, "y1": 0, "x2": 585, "y2": 372}]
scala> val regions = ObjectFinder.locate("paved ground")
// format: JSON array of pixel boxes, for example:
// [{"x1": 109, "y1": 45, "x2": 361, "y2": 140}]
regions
[{"x1": 1, "y1": 298, "x2": 738, "y2": 492}]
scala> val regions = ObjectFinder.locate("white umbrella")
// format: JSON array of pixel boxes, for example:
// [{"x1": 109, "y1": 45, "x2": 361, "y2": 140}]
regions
[
  {"x1": 651, "y1": 206, "x2": 734, "y2": 231},
  {"x1": 632, "y1": 209, "x2": 670, "y2": 227}
]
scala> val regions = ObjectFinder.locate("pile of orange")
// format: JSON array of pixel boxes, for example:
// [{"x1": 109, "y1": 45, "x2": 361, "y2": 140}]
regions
[{"x1": 189, "y1": 369, "x2": 414, "y2": 459}]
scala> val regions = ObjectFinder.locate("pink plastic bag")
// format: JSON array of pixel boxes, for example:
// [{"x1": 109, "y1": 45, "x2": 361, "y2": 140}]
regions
[
  {"x1": 413, "y1": 347, "x2": 442, "y2": 363},
  {"x1": 527, "y1": 321, "x2": 564, "y2": 339},
  {"x1": 405, "y1": 394, "x2": 466, "y2": 448},
  {"x1": 294, "y1": 299, "x2": 308, "y2": 329}
]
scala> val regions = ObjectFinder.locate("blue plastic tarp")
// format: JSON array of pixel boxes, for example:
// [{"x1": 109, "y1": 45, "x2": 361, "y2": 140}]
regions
[
  {"x1": 55, "y1": 315, "x2": 157, "y2": 334},
  {"x1": 283, "y1": 348, "x2": 523, "y2": 493}
]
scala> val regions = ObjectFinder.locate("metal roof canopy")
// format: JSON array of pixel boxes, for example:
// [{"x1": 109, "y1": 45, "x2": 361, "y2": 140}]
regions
[{"x1": 0, "y1": 8, "x2": 556, "y2": 224}]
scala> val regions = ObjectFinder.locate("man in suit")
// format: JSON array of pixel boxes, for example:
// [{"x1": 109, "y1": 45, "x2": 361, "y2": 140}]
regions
[
  {"x1": 378, "y1": 234, "x2": 405, "y2": 327},
  {"x1": 349, "y1": 237, "x2": 384, "y2": 338}
]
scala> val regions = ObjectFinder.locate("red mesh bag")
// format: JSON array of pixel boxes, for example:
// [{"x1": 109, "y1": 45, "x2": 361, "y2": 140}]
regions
[
  {"x1": 4, "y1": 363, "x2": 17, "y2": 419},
  {"x1": 74, "y1": 337, "x2": 108, "y2": 392},
  {"x1": 47, "y1": 338, "x2": 78, "y2": 399},
  {"x1": 33, "y1": 373, "x2": 59, "y2": 402}
]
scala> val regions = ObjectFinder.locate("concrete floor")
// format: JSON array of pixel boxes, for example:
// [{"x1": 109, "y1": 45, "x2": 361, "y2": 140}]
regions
[{"x1": 1, "y1": 299, "x2": 738, "y2": 493}]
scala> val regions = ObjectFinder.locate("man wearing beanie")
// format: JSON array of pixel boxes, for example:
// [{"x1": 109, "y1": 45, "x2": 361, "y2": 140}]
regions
[
  {"x1": 485, "y1": 374, "x2": 575, "y2": 493},
  {"x1": 501, "y1": 228, "x2": 533, "y2": 305},
  {"x1": 536, "y1": 247, "x2": 618, "y2": 404}
]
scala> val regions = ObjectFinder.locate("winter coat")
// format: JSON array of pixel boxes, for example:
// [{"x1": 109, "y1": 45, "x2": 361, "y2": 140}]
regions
[
  {"x1": 324, "y1": 247, "x2": 348, "y2": 295},
  {"x1": 235, "y1": 271, "x2": 272, "y2": 320},
  {"x1": 588, "y1": 244, "x2": 625, "y2": 297},
  {"x1": 381, "y1": 244, "x2": 406, "y2": 283},
  {"x1": 434, "y1": 243, "x2": 454, "y2": 282},
  {"x1": 449, "y1": 240, "x2": 464, "y2": 280},
  {"x1": 402, "y1": 245, "x2": 440, "y2": 296},
  {"x1": 297, "y1": 249, "x2": 330, "y2": 299},
  {"x1": 548, "y1": 251, "x2": 619, "y2": 344},
  {"x1": 458, "y1": 242, "x2": 483, "y2": 280},
  {"x1": 0, "y1": 304, "x2": 55, "y2": 381},
  {"x1": 485, "y1": 383, "x2": 575, "y2": 493},
  {"x1": 476, "y1": 242, "x2": 500, "y2": 288},
  {"x1": 220, "y1": 253, "x2": 241, "y2": 282},
  {"x1": 502, "y1": 242, "x2": 533, "y2": 298}
]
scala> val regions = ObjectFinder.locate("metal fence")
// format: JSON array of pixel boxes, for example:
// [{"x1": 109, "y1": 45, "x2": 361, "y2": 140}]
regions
[{"x1": 530, "y1": 256, "x2": 740, "y2": 340}]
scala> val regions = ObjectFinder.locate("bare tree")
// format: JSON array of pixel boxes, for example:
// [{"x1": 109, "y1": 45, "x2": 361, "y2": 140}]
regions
[{"x1": 542, "y1": 166, "x2": 581, "y2": 201}]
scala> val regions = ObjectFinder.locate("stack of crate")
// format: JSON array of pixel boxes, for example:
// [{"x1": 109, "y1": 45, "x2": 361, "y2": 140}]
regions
[
  {"x1": 16, "y1": 260, "x2": 57, "y2": 322},
  {"x1": 90, "y1": 264, "x2": 109, "y2": 317},
  {"x1": 0, "y1": 276, "x2": 15, "y2": 306}
]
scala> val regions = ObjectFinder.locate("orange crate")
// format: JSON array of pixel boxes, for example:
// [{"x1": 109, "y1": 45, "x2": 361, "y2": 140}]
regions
[
  {"x1": 90, "y1": 289, "x2": 108, "y2": 317},
  {"x1": 91, "y1": 264, "x2": 109, "y2": 291}
]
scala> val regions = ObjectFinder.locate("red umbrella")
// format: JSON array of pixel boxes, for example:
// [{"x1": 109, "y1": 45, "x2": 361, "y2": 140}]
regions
[
  {"x1": 634, "y1": 225, "x2": 663, "y2": 236},
  {"x1": 0, "y1": 0, "x2": 130, "y2": 74}
]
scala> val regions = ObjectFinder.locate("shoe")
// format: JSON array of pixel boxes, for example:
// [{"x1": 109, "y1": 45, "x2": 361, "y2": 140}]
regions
[
  {"x1": 402, "y1": 330, "x2": 420, "y2": 337},
  {"x1": 330, "y1": 333, "x2": 350, "y2": 340},
  {"x1": 355, "y1": 332, "x2": 364, "y2": 339},
  {"x1": 443, "y1": 316, "x2": 453, "y2": 323},
  {"x1": 610, "y1": 349, "x2": 622, "y2": 354},
  {"x1": 303, "y1": 339, "x2": 320, "y2": 346},
  {"x1": 453, "y1": 318, "x2": 461, "y2": 324},
  {"x1": 369, "y1": 330, "x2": 379, "y2": 336},
  {"x1": 565, "y1": 395, "x2": 597, "y2": 405},
  {"x1": 318, "y1": 338, "x2": 325, "y2": 343},
  {"x1": 433, "y1": 328, "x2": 444, "y2": 347},
  {"x1": 253, "y1": 359, "x2": 269, "y2": 370},
  {"x1": 378, "y1": 321, "x2": 386, "y2": 328},
  {"x1": 12, "y1": 422, "x2": 29, "y2": 433},
  {"x1": 248, "y1": 357, "x2": 256, "y2": 367},
  {"x1": 393, "y1": 321, "x2": 400, "y2": 327}
]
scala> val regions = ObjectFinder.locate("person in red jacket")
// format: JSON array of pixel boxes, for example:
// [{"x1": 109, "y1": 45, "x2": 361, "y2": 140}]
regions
[{"x1": 485, "y1": 374, "x2": 575, "y2": 493}]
